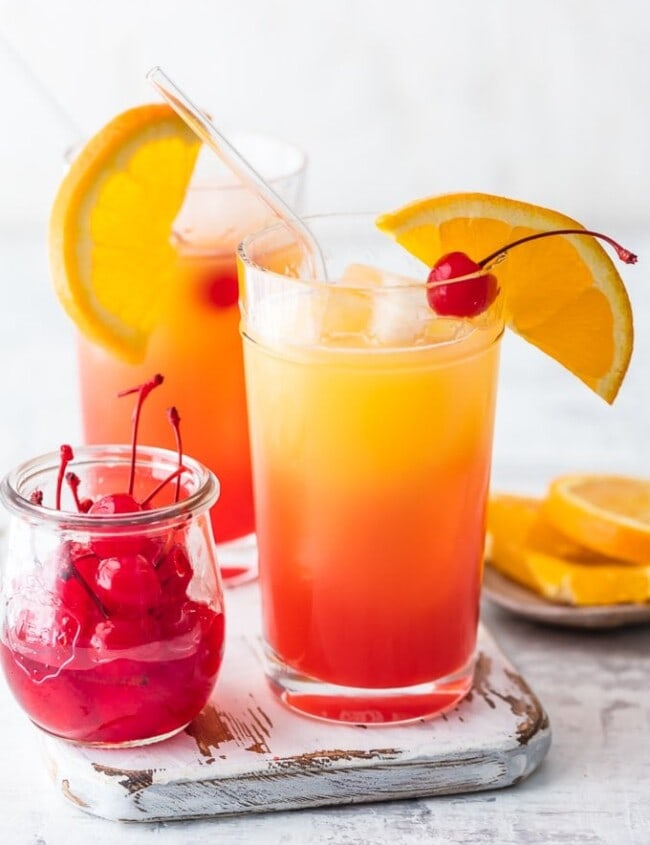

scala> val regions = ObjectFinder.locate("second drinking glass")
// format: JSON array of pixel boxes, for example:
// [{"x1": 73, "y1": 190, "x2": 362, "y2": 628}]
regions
[{"x1": 77, "y1": 133, "x2": 306, "y2": 585}]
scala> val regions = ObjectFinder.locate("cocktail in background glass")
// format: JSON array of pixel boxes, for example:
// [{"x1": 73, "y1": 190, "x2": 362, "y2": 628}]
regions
[
  {"x1": 77, "y1": 134, "x2": 306, "y2": 584},
  {"x1": 238, "y1": 215, "x2": 504, "y2": 723}
]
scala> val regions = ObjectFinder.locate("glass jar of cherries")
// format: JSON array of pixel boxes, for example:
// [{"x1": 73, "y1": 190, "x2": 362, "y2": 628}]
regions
[{"x1": 0, "y1": 379, "x2": 225, "y2": 747}]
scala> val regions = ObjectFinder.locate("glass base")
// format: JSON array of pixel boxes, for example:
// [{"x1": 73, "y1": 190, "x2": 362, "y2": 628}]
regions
[
  {"x1": 36, "y1": 722, "x2": 188, "y2": 748},
  {"x1": 216, "y1": 533, "x2": 258, "y2": 586},
  {"x1": 263, "y1": 643, "x2": 475, "y2": 725}
]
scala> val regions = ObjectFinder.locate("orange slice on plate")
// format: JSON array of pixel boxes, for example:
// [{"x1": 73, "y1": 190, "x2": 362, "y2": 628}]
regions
[
  {"x1": 376, "y1": 193, "x2": 634, "y2": 403},
  {"x1": 49, "y1": 104, "x2": 201, "y2": 362},
  {"x1": 487, "y1": 494, "x2": 650, "y2": 606},
  {"x1": 542, "y1": 475, "x2": 650, "y2": 565}
]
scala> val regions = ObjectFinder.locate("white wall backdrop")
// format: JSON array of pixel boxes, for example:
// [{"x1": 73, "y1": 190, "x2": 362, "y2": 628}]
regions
[{"x1": 1, "y1": 0, "x2": 649, "y2": 233}]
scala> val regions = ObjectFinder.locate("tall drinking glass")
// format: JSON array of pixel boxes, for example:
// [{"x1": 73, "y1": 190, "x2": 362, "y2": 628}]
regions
[
  {"x1": 238, "y1": 215, "x2": 504, "y2": 724},
  {"x1": 77, "y1": 133, "x2": 306, "y2": 585}
]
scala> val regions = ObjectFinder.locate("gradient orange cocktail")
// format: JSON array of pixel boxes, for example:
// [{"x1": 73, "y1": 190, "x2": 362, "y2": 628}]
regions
[
  {"x1": 77, "y1": 137, "x2": 305, "y2": 583},
  {"x1": 239, "y1": 215, "x2": 504, "y2": 723}
]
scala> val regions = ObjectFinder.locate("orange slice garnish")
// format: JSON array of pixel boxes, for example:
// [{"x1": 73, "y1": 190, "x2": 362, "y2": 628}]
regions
[
  {"x1": 376, "y1": 193, "x2": 634, "y2": 403},
  {"x1": 49, "y1": 104, "x2": 201, "y2": 362}
]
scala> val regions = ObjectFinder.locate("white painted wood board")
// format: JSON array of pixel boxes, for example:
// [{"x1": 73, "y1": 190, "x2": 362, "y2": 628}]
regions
[{"x1": 41, "y1": 583, "x2": 550, "y2": 822}]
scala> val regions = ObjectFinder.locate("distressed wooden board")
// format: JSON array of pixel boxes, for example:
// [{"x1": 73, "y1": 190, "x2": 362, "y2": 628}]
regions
[{"x1": 41, "y1": 584, "x2": 550, "y2": 822}]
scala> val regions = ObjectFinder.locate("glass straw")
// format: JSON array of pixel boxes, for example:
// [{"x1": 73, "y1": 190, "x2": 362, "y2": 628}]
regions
[{"x1": 146, "y1": 66, "x2": 327, "y2": 279}]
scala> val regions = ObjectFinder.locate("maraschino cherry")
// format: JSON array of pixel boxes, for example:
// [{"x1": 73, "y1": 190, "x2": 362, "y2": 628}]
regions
[
  {"x1": 201, "y1": 271, "x2": 239, "y2": 309},
  {"x1": 29, "y1": 373, "x2": 191, "y2": 600},
  {"x1": 427, "y1": 252, "x2": 498, "y2": 319},
  {"x1": 427, "y1": 228, "x2": 638, "y2": 318}
]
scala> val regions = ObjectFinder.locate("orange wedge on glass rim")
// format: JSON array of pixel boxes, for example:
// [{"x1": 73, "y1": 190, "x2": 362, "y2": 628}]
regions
[
  {"x1": 487, "y1": 494, "x2": 650, "y2": 606},
  {"x1": 49, "y1": 104, "x2": 201, "y2": 363},
  {"x1": 376, "y1": 193, "x2": 635, "y2": 403}
]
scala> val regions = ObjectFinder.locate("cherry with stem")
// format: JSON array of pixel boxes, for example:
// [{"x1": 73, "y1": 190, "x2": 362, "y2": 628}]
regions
[
  {"x1": 65, "y1": 472, "x2": 93, "y2": 513},
  {"x1": 428, "y1": 228, "x2": 637, "y2": 318},
  {"x1": 31, "y1": 373, "x2": 185, "y2": 513}
]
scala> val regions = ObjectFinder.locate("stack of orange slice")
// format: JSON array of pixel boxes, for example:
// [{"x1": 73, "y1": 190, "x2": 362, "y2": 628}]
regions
[{"x1": 487, "y1": 478, "x2": 650, "y2": 606}]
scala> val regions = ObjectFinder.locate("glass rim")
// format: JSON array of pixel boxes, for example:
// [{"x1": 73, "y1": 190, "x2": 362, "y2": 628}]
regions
[
  {"x1": 237, "y1": 212, "x2": 498, "y2": 293},
  {"x1": 187, "y1": 129, "x2": 308, "y2": 193},
  {"x1": 0, "y1": 444, "x2": 219, "y2": 529}
]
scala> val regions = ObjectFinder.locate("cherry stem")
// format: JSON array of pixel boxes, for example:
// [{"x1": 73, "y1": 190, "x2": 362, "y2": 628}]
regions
[
  {"x1": 65, "y1": 472, "x2": 83, "y2": 512},
  {"x1": 65, "y1": 550, "x2": 109, "y2": 619},
  {"x1": 139, "y1": 466, "x2": 188, "y2": 508},
  {"x1": 56, "y1": 445, "x2": 74, "y2": 510},
  {"x1": 478, "y1": 228, "x2": 638, "y2": 269},
  {"x1": 152, "y1": 533, "x2": 175, "y2": 570},
  {"x1": 118, "y1": 374, "x2": 164, "y2": 496},
  {"x1": 167, "y1": 406, "x2": 183, "y2": 504},
  {"x1": 64, "y1": 472, "x2": 93, "y2": 513}
]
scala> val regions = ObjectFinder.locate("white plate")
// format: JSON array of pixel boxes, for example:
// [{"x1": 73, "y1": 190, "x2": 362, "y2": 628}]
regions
[{"x1": 482, "y1": 564, "x2": 650, "y2": 629}]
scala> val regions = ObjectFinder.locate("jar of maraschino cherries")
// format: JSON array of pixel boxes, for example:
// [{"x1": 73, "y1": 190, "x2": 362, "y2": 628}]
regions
[{"x1": 0, "y1": 375, "x2": 225, "y2": 747}]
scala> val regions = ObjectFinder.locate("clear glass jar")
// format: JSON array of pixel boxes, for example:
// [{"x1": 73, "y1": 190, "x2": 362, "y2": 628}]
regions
[{"x1": 0, "y1": 445, "x2": 225, "y2": 747}]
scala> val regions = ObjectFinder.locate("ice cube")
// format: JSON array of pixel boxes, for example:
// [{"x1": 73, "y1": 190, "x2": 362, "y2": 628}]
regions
[
  {"x1": 338, "y1": 263, "x2": 431, "y2": 346},
  {"x1": 370, "y1": 288, "x2": 432, "y2": 345},
  {"x1": 319, "y1": 287, "x2": 374, "y2": 341}
]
